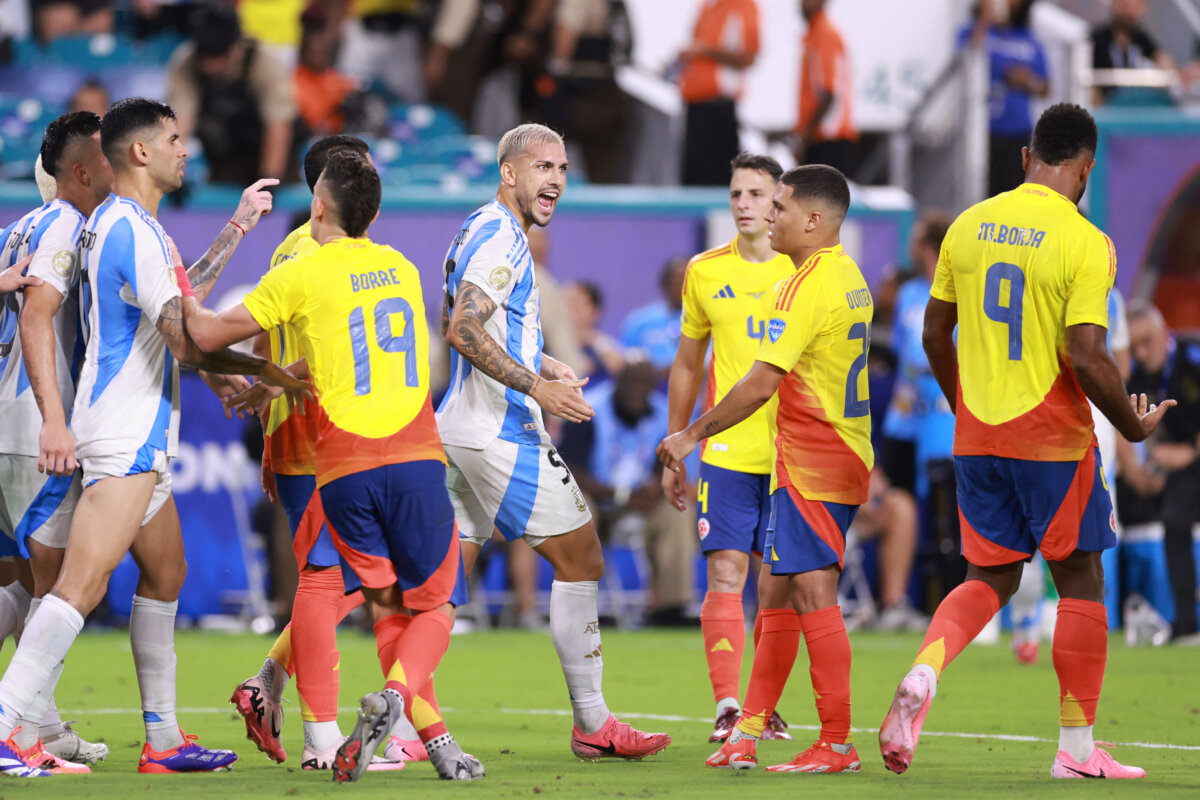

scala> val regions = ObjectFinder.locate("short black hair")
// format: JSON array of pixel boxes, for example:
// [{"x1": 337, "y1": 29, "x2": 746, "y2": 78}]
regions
[
  {"x1": 190, "y1": 2, "x2": 241, "y2": 56},
  {"x1": 731, "y1": 152, "x2": 783, "y2": 181},
  {"x1": 100, "y1": 97, "x2": 176, "y2": 164},
  {"x1": 1030, "y1": 103, "x2": 1097, "y2": 166},
  {"x1": 303, "y1": 135, "x2": 370, "y2": 192},
  {"x1": 40, "y1": 111, "x2": 102, "y2": 179},
  {"x1": 319, "y1": 152, "x2": 380, "y2": 238},
  {"x1": 780, "y1": 164, "x2": 851, "y2": 218}
]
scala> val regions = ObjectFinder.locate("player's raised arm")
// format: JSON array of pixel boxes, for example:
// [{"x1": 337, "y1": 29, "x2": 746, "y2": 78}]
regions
[
  {"x1": 446, "y1": 280, "x2": 593, "y2": 422},
  {"x1": 922, "y1": 297, "x2": 959, "y2": 414},
  {"x1": 1067, "y1": 322, "x2": 1174, "y2": 442},
  {"x1": 181, "y1": 178, "x2": 278, "y2": 301}
]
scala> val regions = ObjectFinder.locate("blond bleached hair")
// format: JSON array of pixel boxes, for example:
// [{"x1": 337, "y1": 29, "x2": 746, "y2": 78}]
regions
[{"x1": 497, "y1": 123, "x2": 564, "y2": 167}]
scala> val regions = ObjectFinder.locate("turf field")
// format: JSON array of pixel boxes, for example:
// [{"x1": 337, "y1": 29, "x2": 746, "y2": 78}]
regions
[{"x1": 13, "y1": 627, "x2": 1200, "y2": 798}]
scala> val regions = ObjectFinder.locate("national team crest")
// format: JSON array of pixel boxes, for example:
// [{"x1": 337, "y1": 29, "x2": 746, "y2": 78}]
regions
[
  {"x1": 698, "y1": 518, "x2": 710, "y2": 540},
  {"x1": 767, "y1": 318, "x2": 786, "y2": 343}
]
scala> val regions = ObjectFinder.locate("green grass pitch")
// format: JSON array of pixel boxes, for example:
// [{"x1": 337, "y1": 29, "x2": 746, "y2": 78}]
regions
[{"x1": 9, "y1": 627, "x2": 1199, "y2": 798}]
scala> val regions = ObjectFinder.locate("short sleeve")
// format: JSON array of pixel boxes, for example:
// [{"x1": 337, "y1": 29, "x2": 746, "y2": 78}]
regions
[
  {"x1": 1107, "y1": 288, "x2": 1130, "y2": 352},
  {"x1": 244, "y1": 256, "x2": 306, "y2": 331},
  {"x1": 1065, "y1": 232, "x2": 1115, "y2": 329},
  {"x1": 679, "y1": 262, "x2": 710, "y2": 340},
  {"x1": 126, "y1": 219, "x2": 180, "y2": 325},
  {"x1": 26, "y1": 215, "x2": 83, "y2": 298},
  {"x1": 756, "y1": 272, "x2": 828, "y2": 373},
  {"x1": 459, "y1": 224, "x2": 519, "y2": 307},
  {"x1": 929, "y1": 230, "x2": 956, "y2": 303}
]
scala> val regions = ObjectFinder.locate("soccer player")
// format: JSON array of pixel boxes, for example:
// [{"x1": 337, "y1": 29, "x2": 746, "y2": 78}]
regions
[
  {"x1": 229, "y1": 134, "x2": 433, "y2": 771},
  {"x1": 660, "y1": 164, "x2": 872, "y2": 774},
  {"x1": 182, "y1": 152, "x2": 483, "y2": 783},
  {"x1": 0, "y1": 97, "x2": 304, "y2": 779},
  {"x1": 0, "y1": 111, "x2": 114, "y2": 773},
  {"x1": 878, "y1": 103, "x2": 1172, "y2": 780},
  {"x1": 662, "y1": 152, "x2": 796, "y2": 742},
  {"x1": 439, "y1": 123, "x2": 671, "y2": 760}
]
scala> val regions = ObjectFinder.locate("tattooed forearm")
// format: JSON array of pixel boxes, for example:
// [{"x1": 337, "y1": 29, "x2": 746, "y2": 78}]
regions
[
  {"x1": 186, "y1": 223, "x2": 244, "y2": 302},
  {"x1": 441, "y1": 292, "x2": 450, "y2": 338},
  {"x1": 157, "y1": 296, "x2": 268, "y2": 376},
  {"x1": 448, "y1": 282, "x2": 540, "y2": 395},
  {"x1": 181, "y1": 346, "x2": 270, "y2": 377}
]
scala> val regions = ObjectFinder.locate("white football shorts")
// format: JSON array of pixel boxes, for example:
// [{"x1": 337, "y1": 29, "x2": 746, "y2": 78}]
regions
[
  {"x1": 0, "y1": 454, "x2": 80, "y2": 555},
  {"x1": 82, "y1": 448, "x2": 173, "y2": 527}
]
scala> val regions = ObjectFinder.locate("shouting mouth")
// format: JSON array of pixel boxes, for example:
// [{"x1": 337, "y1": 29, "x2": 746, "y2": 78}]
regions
[{"x1": 536, "y1": 190, "x2": 559, "y2": 215}]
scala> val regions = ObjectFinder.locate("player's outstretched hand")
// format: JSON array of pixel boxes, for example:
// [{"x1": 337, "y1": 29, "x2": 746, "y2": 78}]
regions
[
  {"x1": 661, "y1": 460, "x2": 689, "y2": 511},
  {"x1": 38, "y1": 420, "x2": 76, "y2": 477},
  {"x1": 229, "y1": 380, "x2": 284, "y2": 419},
  {"x1": 532, "y1": 377, "x2": 593, "y2": 423},
  {"x1": 231, "y1": 178, "x2": 280, "y2": 234},
  {"x1": 201, "y1": 371, "x2": 253, "y2": 419},
  {"x1": 657, "y1": 430, "x2": 698, "y2": 474},
  {"x1": 0, "y1": 254, "x2": 42, "y2": 294},
  {"x1": 1130, "y1": 392, "x2": 1176, "y2": 441}
]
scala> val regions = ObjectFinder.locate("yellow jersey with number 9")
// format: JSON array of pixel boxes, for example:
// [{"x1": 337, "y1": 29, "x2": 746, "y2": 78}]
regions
[
  {"x1": 680, "y1": 236, "x2": 795, "y2": 474},
  {"x1": 243, "y1": 236, "x2": 445, "y2": 486},
  {"x1": 756, "y1": 244, "x2": 873, "y2": 505}
]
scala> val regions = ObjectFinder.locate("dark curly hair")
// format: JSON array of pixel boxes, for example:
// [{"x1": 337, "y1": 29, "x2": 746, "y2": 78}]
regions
[
  {"x1": 303, "y1": 135, "x2": 370, "y2": 193},
  {"x1": 1030, "y1": 103, "x2": 1097, "y2": 165},
  {"x1": 319, "y1": 152, "x2": 380, "y2": 238}
]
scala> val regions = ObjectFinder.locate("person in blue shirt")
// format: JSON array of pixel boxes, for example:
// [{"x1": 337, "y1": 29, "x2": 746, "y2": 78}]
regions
[
  {"x1": 960, "y1": 0, "x2": 1050, "y2": 196},
  {"x1": 621, "y1": 256, "x2": 688, "y2": 371}
]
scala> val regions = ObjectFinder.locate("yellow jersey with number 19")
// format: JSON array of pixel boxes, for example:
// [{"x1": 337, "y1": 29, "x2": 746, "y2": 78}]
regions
[
  {"x1": 932, "y1": 184, "x2": 1115, "y2": 461},
  {"x1": 243, "y1": 237, "x2": 445, "y2": 487},
  {"x1": 680, "y1": 236, "x2": 795, "y2": 474},
  {"x1": 756, "y1": 244, "x2": 873, "y2": 505}
]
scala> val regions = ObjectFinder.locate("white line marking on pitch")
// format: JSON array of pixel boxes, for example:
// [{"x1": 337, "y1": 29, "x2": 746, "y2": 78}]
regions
[{"x1": 72, "y1": 706, "x2": 1200, "y2": 752}]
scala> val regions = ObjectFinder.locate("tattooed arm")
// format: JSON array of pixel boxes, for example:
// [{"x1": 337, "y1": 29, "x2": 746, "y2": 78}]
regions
[
  {"x1": 445, "y1": 280, "x2": 594, "y2": 422},
  {"x1": 18, "y1": 282, "x2": 74, "y2": 476},
  {"x1": 180, "y1": 178, "x2": 278, "y2": 301},
  {"x1": 656, "y1": 360, "x2": 784, "y2": 473}
]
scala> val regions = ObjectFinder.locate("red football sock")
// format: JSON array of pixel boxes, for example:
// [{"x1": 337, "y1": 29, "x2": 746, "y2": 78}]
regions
[
  {"x1": 334, "y1": 590, "x2": 365, "y2": 623},
  {"x1": 913, "y1": 579, "x2": 1001, "y2": 679},
  {"x1": 291, "y1": 567, "x2": 345, "y2": 722},
  {"x1": 753, "y1": 606, "x2": 763, "y2": 650},
  {"x1": 735, "y1": 608, "x2": 801, "y2": 738},
  {"x1": 800, "y1": 605, "x2": 852, "y2": 745},
  {"x1": 373, "y1": 613, "x2": 450, "y2": 741},
  {"x1": 377, "y1": 609, "x2": 453, "y2": 712},
  {"x1": 1053, "y1": 598, "x2": 1107, "y2": 727},
  {"x1": 700, "y1": 591, "x2": 746, "y2": 704}
]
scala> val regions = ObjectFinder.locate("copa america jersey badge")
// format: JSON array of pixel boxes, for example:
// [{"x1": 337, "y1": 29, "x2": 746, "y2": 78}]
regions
[{"x1": 767, "y1": 318, "x2": 786, "y2": 343}]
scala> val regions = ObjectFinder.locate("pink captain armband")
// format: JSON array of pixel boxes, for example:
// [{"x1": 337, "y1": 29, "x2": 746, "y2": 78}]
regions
[{"x1": 174, "y1": 263, "x2": 195, "y2": 298}]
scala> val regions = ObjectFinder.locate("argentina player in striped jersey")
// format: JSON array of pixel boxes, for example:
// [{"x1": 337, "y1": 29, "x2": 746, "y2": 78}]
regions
[{"x1": 439, "y1": 123, "x2": 670, "y2": 761}]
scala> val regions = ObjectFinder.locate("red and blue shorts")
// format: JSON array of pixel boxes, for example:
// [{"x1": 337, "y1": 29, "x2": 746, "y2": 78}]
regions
[
  {"x1": 276, "y1": 473, "x2": 341, "y2": 570},
  {"x1": 954, "y1": 447, "x2": 1116, "y2": 566},
  {"x1": 763, "y1": 485, "x2": 859, "y2": 576},
  {"x1": 318, "y1": 460, "x2": 468, "y2": 611},
  {"x1": 696, "y1": 463, "x2": 770, "y2": 556}
]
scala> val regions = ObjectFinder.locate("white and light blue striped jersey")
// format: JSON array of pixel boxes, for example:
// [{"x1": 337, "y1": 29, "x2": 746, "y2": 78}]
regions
[
  {"x1": 0, "y1": 199, "x2": 87, "y2": 457},
  {"x1": 437, "y1": 200, "x2": 545, "y2": 449},
  {"x1": 71, "y1": 194, "x2": 182, "y2": 473}
]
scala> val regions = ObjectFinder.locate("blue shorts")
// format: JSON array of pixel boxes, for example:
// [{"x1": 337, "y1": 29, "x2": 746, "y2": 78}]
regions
[
  {"x1": 697, "y1": 463, "x2": 770, "y2": 555},
  {"x1": 764, "y1": 486, "x2": 858, "y2": 576},
  {"x1": 319, "y1": 460, "x2": 468, "y2": 611},
  {"x1": 954, "y1": 447, "x2": 1116, "y2": 566},
  {"x1": 275, "y1": 473, "x2": 340, "y2": 570}
]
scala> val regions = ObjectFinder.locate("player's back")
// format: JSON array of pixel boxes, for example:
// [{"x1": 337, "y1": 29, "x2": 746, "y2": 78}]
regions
[
  {"x1": 72, "y1": 194, "x2": 182, "y2": 462},
  {"x1": 437, "y1": 200, "x2": 543, "y2": 449},
  {"x1": 244, "y1": 237, "x2": 444, "y2": 485},
  {"x1": 681, "y1": 237, "x2": 793, "y2": 474},
  {"x1": 937, "y1": 184, "x2": 1115, "y2": 461}
]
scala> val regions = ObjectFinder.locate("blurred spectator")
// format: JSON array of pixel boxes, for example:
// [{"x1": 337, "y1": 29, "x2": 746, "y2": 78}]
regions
[
  {"x1": 852, "y1": 470, "x2": 925, "y2": 631},
  {"x1": 238, "y1": 0, "x2": 308, "y2": 72},
  {"x1": 961, "y1": 0, "x2": 1049, "y2": 197},
  {"x1": 564, "y1": 281, "x2": 623, "y2": 386},
  {"x1": 1126, "y1": 300, "x2": 1200, "y2": 643},
  {"x1": 167, "y1": 3, "x2": 296, "y2": 183},
  {"x1": 425, "y1": 0, "x2": 489, "y2": 121},
  {"x1": 132, "y1": 0, "x2": 198, "y2": 40},
  {"x1": 68, "y1": 77, "x2": 109, "y2": 116},
  {"x1": 528, "y1": 228, "x2": 586, "y2": 376},
  {"x1": 1092, "y1": 0, "x2": 1176, "y2": 103},
  {"x1": 533, "y1": 0, "x2": 632, "y2": 183},
  {"x1": 620, "y1": 256, "x2": 687, "y2": 370},
  {"x1": 796, "y1": 0, "x2": 857, "y2": 178},
  {"x1": 33, "y1": 0, "x2": 113, "y2": 42},
  {"x1": 339, "y1": 0, "x2": 428, "y2": 102},
  {"x1": 559, "y1": 360, "x2": 697, "y2": 626},
  {"x1": 677, "y1": 0, "x2": 759, "y2": 186},
  {"x1": 294, "y1": 5, "x2": 358, "y2": 137}
]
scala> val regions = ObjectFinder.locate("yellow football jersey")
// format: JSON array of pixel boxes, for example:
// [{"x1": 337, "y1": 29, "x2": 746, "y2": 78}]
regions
[
  {"x1": 757, "y1": 244, "x2": 874, "y2": 505},
  {"x1": 243, "y1": 237, "x2": 444, "y2": 486},
  {"x1": 933, "y1": 184, "x2": 1114, "y2": 461},
  {"x1": 680, "y1": 236, "x2": 795, "y2": 474}
]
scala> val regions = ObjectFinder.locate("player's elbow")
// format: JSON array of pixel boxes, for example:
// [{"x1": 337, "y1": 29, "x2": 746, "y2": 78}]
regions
[{"x1": 188, "y1": 321, "x2": 224, "y2": 356}]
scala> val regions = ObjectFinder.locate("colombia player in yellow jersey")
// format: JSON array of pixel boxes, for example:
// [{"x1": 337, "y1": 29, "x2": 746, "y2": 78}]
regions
[
  {"x1": 183, "y1": 153, "x2": 483, "y2": 784},
  {"x1": 663, "y1": 153, "x2": 795, "y2": 742},
  {"x1": 879, "y1": 105, "x2": 1174, "y2": 781},
  {"x1": 661, "y1": 165, "x2": 872, "y2": 774}
]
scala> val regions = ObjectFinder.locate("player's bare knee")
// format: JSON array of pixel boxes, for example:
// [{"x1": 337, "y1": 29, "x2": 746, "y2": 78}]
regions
[{"x1": 707, "y1": 551, "x2": 748, "y2": 593}]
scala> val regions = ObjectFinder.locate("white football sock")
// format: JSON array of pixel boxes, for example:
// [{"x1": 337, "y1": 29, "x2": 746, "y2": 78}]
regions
[
  {"x1": 1010, "y1": 564, "x2": 1043, "y2": 645},
  {"x1": 0, "y1": 582, "x2": 31, "y2": 640},
  {"x1": 259, "y1": 657, "x2": 290, "y2": 703},
  {"x1": 1059, "y1": 724, "x2": 1095, "y2": 763},
  {"x1": 549, "y1": 580, "x2": 610, "y2": 734},
  {"x1": 38, "y1": 698, "x2": 65, "y2": 740},
  {"x1": 909, "y1": 664, "x2": 938, "y2": 699},
  {"x1": 130, "y1": 595, "x2": 182, "y2": 751},
  {"x1": 389, "y1": 707, "x2": 420, "y2": 740},
  {"x1": 15, "y1": 598, "x2": 66, "y2": 749},
  {"x1": 303, "y1": 720, "x2": 342, "y2": 752},
  {"x1": 0, "y1": 593, "x2": 82, "y2": 739},
  {"x1": 716, "y1": 697, "x2": 740, "y2": 717}
]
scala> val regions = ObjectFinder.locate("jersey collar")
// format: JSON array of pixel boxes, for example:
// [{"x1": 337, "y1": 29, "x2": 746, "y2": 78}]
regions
[
  {"x1": 1016, "y1": 183, "x2": 1075, "y2": 208},
  {"x1": 798, "y1": 244, "x2": 844, "y2": 271}
]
